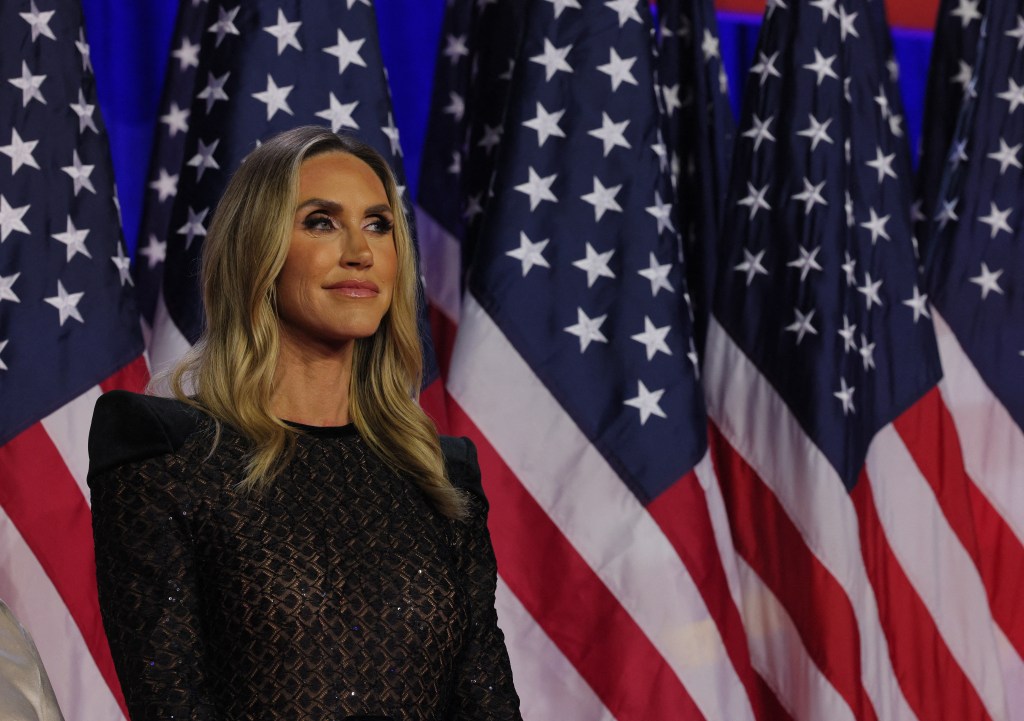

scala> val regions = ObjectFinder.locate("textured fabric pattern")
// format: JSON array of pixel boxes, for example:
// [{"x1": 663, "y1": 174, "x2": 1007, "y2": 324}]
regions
[{"x1": 88, "y1": 393, "x2": 521, "y2": 721}]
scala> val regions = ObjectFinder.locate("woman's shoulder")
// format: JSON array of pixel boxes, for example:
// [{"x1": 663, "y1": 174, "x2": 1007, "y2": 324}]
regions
[{"x1": 439, "y1": 435, "x2": 484, "y2": 501}]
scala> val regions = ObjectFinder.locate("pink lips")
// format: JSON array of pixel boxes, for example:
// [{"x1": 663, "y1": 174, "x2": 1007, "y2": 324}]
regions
[{"x1": 326, "y1": 280, "x2": 379, "y2": 298}]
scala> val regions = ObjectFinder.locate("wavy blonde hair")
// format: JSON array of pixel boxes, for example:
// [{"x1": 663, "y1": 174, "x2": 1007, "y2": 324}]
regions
[{"x1": 168, "y1": 126, "x2": 466, "y2": 519}]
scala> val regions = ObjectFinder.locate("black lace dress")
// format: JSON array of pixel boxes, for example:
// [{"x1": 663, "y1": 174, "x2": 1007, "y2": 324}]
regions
[{"x1": 87, "y1": 390, "x2": 521, "y2": 721}]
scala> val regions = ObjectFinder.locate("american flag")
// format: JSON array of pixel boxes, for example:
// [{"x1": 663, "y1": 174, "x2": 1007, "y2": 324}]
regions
[
  {"x1": 0, "y1": 1, "x2": 148, "y2": 719},
  {"x1": 705, "y1": 0, "x2": 1017, "y2": 718},
  {"x1": 421, "y1": 0, "x2": 767, "y2": 718},
  {"x1": 922, "y1": 0, "x2": 1024, "y2": 710}
]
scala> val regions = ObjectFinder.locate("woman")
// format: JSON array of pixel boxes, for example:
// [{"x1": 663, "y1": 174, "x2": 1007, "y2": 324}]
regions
[{"x1": 87, "y1": 126, "x2": 522, "y2": 720}]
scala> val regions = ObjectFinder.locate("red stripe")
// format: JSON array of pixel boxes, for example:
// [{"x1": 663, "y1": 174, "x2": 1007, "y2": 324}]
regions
[
  {"x1": 99, "y1": 355, "x2": 149, "y2": 394},
  {"x1": 893, "y1": 387, "x2": 1024, "y2": 657},
  {"x1": 648, "y1": 467, "x2": 793, "y2": 721},
  {"x1": 448, "y1": 399, "x2": 708, "y2": 721},
  {"x1": 851, "y1": 472, "x2": 991, "y2": 721},
  {"x1": 0, "y1": 423, "x2": 129, "y2": 718},
  {"x1": 428, "y1": 303, "x2": 458, "y2": 380},
  {"x1": 708, "y1": 423, "x2": 880, "y2": 721},
  {"x1": 420, "y1": 376, "x2": 450, "y2": 435}
]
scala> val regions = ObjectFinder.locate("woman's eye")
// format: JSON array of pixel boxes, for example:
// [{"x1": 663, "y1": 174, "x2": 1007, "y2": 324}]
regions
[
  {"x1": 366, "y1": 217, "x2": 394, "y2": 234},
  {"x1": 303, "y1": 214, "x2": 335, "y2": 232}
]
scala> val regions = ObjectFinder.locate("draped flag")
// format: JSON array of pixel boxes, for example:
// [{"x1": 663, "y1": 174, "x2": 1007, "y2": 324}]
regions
[
  {"x1": 705, "y1": 0, "x2": 1016, "y2": 718},
  {"x1": 922, "y1": 0, "x2": 1024, "y2": 709},
  {"x1": 0, "y1": 1, "x2": 149, "y2": 719}
]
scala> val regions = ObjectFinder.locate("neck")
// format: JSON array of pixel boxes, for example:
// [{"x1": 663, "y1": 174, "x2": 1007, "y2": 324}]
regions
[{"x1": 271, "y1": 334, "x2": 355, "y2": 427}]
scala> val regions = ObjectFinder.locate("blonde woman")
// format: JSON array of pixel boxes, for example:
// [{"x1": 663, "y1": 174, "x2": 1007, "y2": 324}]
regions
[{"x1": 87, "y1": 127, "x2": 521, "y2": 720}]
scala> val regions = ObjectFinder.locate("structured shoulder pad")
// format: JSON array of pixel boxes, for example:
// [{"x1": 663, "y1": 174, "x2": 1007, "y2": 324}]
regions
[
  {"x1": 87, "y1": 390, "x2": 202, "y2": 481},
  {"x1": 440, "y1": 435, "x2": 484, "y2": 501}
]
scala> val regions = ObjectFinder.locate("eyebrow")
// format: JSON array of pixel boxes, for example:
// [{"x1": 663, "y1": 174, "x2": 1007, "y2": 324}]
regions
[{"x1": 295, "y1": 198, "x2": 393, "y2": 216}]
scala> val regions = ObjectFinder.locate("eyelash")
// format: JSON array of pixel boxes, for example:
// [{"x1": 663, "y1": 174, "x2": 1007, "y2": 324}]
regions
[{"x1": 302, "y1": 214, "x2": 393, "y2": 235}]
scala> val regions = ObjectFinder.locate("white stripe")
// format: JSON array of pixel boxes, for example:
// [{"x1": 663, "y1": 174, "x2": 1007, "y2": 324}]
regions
[
  {"x1": 146, "y1": 291, "x2": 193, "y2": 395},
  {"x1": 39, "y1": 385, "x2": 103, "y2": 505},
  {"x1": 933, "y1": 310, "x2": 1024, "y2": 548},
  {"x1": 703, "y1": 318, "x2": 917, "y2": 721},
  {"x1": 866, "y1": 426, "x2": 1009, "y2": 721},
  {"x1": 0, "y1": 510, "x2": 126, "y2": 721},
  {"x1": 995, "y1": 626, "x2": 1024, "y2": 721},
  {"x1": 449, "y1": 296, "x2": 755, "y2": 721},
  {"x1": 694, "y1": 452, "x2": 747, "y2": 621},
  {"x1": 495, "y1": 578, "x2": 613, "y2": 721},
  {"x1": 415, "y1": 206, "x2": 462, "y2": 324}
]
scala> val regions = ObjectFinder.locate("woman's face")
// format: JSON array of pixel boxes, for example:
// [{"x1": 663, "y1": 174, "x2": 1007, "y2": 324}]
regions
[{"x1": 276, "y1": 151, "x2": 398, "y2": 351}]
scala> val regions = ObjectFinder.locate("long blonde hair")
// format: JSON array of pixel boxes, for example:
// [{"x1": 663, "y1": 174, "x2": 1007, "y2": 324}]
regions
[{"x1": 168, "y1": 126, "x2": 466, "y2": 519}]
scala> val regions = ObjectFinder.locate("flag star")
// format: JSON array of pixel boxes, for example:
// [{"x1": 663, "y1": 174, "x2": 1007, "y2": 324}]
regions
[
  {"x1": 139, "y1": 234, "x2": 167, "y2": 269},
  {"x1": 20, "y1": 1, "x2": 56, "y2": 41},
  {"x1": 866, "y1": 147, "x2": 897, "y2": 183},
  {"x1": 67, "y1": 88, "x2": 98, "y2": 134},
  {"x1": 161, "y1": 101, "x2": 190, "y2": 137},
  {"x1": 978, "y1": 202, "x2": 1013, "y2": 238},
  {"x1": 845, "y1": 191, "x2": 855, "y2": 228},
  {"x1": 44, "y1": 280, "x2": 85, "y2": 326},
  {"x1": 0, "y1": 128, "x2": 40, "y2": 174},
  {"x1": 970, "y1": 263, "x2": 1004, "y2": 299},
  {"x1": 208, "y1": 5, "x2": 240, "y2": 46},
  {"x1": 172, "y1": 36, "x2": 201, "y2": 71},
  {"x1": 792, "y1": 177, "x2": 828, "y2": 214},
  {"x1": 838, "y1": 314, "x2": 857, "y2": 352},
  {"x1": 346, "y1": 0, "x2": 372, "y2": 7},
  {"x1": 834, "y1": 377, "x2": 856, "y2": 415},
  {"x1": 645, "y1": 192, "x2": 675, "y2": 235},
  {"x1": 859, "y1": 333, "x2": 876, "y2": 370},
  {"x1": 631, "y1": 316, "x2": 672, "y2": 360},
  {"x1": 523, "y1": 102, "x2": 566, "y2": 146},
  {"x1": 951, "y1": 59, "x2": 972, "y2": 89},
  {"x1": 263, "y1": 9, "x2": 302, "y2": 55},
  {"x1": 838, "y1": 6, "x2": 859, "y2": 40},
  {"x1": 581, "y1": 177, "x2": 623, "y2": 221},
  {"x1": 178, "y1": 206, "x2": 209, "y2": 249},
  {"x1": 252, "y1": 75, "x2": 294, "y2": 120},
  {"x1": 661, "y1": 83, "x2": 681, "y2": 115},
  {"x1": 701, "y1": 29, "x2": 720, "y2": 60},
  {"x1": 187, "y1": 138, "x2": 220, "y2": 181},
  {"x1": 477, "y1": 124, "x2": 503, "y2": 153},
  {"x1": 766, "y1": 0, "x2": 788, "y2": 17},
  {"x1": 75, "y1": 28, "x2": 92, "y2": 72},
  {"x1": 998, "y1": 78, "x2": 1024, "y2": 114},
  {"x1": 447, "y1": 151, "x2": 461, "y2": 176},
  {"x1": 324, "y1": 28, "x2": 367, "y2": 75},
  {"x1": 0, "y1": 273, "x2": 20, "y2": 304},
  {"x1": 506, "y1": 231, "x2": 550, "y2": 276},
  {"x1": 0, "y1": 339, "x2": 7, "y2": 371},
  {"x1": 530, "y1": 38, "x2": 574, "y2": 81},
  {"x1": 443, "y1": 91, "x2": 465, "y2": 123},
  {"x1": 950, "y1": 0, "x2": 981, "y2": 28},
  {"x1": 987, "y1": 138, "x2": 1022, "y2": 174},
  {"x1": 860, "y1": 207, "x2": 891, "y2": 244},
  {"x1": 810, "y1": 0, "x2": 839, "y2": 21},
  {"x1": 564, "y1": 307, "x2": 609, "y2": 352},
  {"x1": 596, "y1": 48, "x2": 637, "y2": 91},
  {"x1": 933, "y1": 198, "x2": 959, "y2": 230},
  {"x1": 61, "y1": 150, "x2": 95, "y2": 195},
  {"x1": 544, "y1": 0, "x2": 582, "y2": 17},
  {"x1": 803, "y1": 49, "x2": 839, "y2": 85},
  {"x1": 316, "y1": 93, "x2": 359, "y2": 132},
  {"x1": 462, "y1": 193, "x2": 483, "y2": 221},
  {"x1": 888, "y1": 113, "x2": 904, "y2": 138},
  {"x1": 8, "y1": 61, "x2": 46, "y2": 106},
  {"x1": 588, "y1": 112, "x2": 631, "y2": 156},
  {"x1": 52, "y1": 216, "x2": 92, "y2": 261},
  {"x1": 903, "y1": 286, "x2": 931, "y2": 323},
  {"x1": 623, "y1": 380, "x2": 667, "y2": 425},
  {"x1": 149, "y1": 168, "x2": 178, "y2": 203},
  {"x1": 638, "y1": 252, "x2": 674, "y2": 296},
  {"x1": 605, "y1": 0, "x2": 642, "y2": 27},
  {"x1": 381, "y1": 112, "x2": 402, "y2": 156},
  {"x1": 499, "y1": 58, "x2": 516, "y2": 80},
  {"x1": 443, "y1": 34, "x2": 470, "y2": 64},
  {"x1": 1007, "y1": 15, "x2": 1024, "y2": 51},
  {"x1": 787, "y1": 245, "x2": 823, "y2": 282},
  {"x1": 687, "y1": 338, "x2": 699, "y2": 374},
  {"x1": 949, "y1": 138, "x2": 969, "y2": 169},
  {"x1": 197, "y1": 71, "x2": 230, "y2": 113},
  {"x1": 888, "y1": 57, "x2": 900, "y2": 82},
  {"x1": 844, "y1": 138, "x2": 852, "y2": 164},
  {"x1": 750, "y1": 51, "x2": 781, "y2": 85},
  {"x1": 842, "y1": 251, "x2": 857, "y2": 286},
  {"x1": 111, "y1": 243, "x2": 133, "y2": 286},
  {"x1": 735, "y1": 247, "x2": 769, "y2": 285},
  {"x1": 844, "y1": 77, "x2": 853, "y2": 103},
  {"x1": 785, "y1": 307, "x2": 818, "y2": 344},
  {"x1": 571, "y1": 243, "x2": 616, "y2": 287},
  {"x1": 857, "y1": 272, "x2": 883, "y2": 309},
  {"x1": 514, "y1": 167, "x2": 558, "y2": 210},
  {"x1": 742, "y1": 114, "x2": 776, "y2": 150},
  {"x1": 651, "y1": 131, "x2": 668, "y2": 171},
  {"x1": 0, "y1": 196, "x2": 30, "y2": 242},
  {"x1": 797, "y1": 113, "x2": 834, "y2": 150},
  {"x1": 737, "y1": 182, "x2": 772, "y2": 220}
]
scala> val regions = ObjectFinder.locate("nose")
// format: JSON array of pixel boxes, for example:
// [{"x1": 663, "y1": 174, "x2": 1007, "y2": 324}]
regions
[{"x1": 339, "y1": 227, "x2": 373, "y2": 269}]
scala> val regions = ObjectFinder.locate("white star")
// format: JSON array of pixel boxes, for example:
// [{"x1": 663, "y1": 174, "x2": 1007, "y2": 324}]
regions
[
  {"x1": 514, "y1": 167, "x2": 558, "y2": 211},
  {"x1": 645, "y1": 192, "x2": 674, "y2": 235},
  {"x1": 949, "y1": 138, "x2": 969, "y2": 169},
  {"x1": 903, "y1": 286, "x2": 931, "y2": 323},
  {"x1": 8, "y1": 61, "x2": 46, "y2": 106},
  {"x1": 263, "y1": 9, "x2": 302, "y2": 55},
  {"x1": 75, "y1": 28, "x2": 92, "y2": 72},
  {"x1": 381, "y1": 112, "x2": 402, "y2": 156},
  {"x1": 596, "y1": 48, "x2": 637, "y2": 91},
  {"x1": 69, "y1": 89, "x2": 98, "y2": 134},
  {"x1": 950, "y1": 0, "x2": 982, "y2": 28},
  {"x1": 631, "y1": 317, "x2": 672, "y2": 360},
  {"x1": 860, "y1": 207, "x2": 891, "y2": 244},
  {"x1": 866, "y1": 147, "x2": 897, "y2": 183},
  {"x1": 970, "y1": 263, "x2": 1004, "y2": 299},
  {"x1": 324, "y1": 29, "x2": 367, "y2": 75},
  {"x1": 208, "y1": 5, "x2": 240, "y2": 47},
  {"x1": 443, "y1": 91, "x2": 465, "y2": 122},
  {"x1": 44, "y1": 280, "x2": 85, "y2": 326},
  {"x1": 987, "y1": 138, "x2": 1022, "y2": 174},
  {"x1": 803, "y1": 49, "x2": 839, "y2": 85},
  {"x1": 111, "y1": 243, "x2": 133, "y2": 286},
  {"x1": 857, "y1": 272, "x2": 883, "y2": 309},
  {"x1": 838, "y1": 314, "x2": 857, "y2": 352},
  {"x1": 252, "y1": 75, "x2": 294, "y2": 120},
  {"x1": 20, "y1": 1, "x2": 56, "y2": 41},
  {"x1": 842, "y1": 251, "x2": 857, "y2": 286},
  {"x1": 346, "y1": 0, "x2": 372, "y2": 7},
  {"x1": 935, "y1": 198, "x2": 959, "y2": 230},
  {"x1": 61, "y1": 150, "x2": 95, "y2": 196},
  {"x1": 651, "y1": 131, "x2": 668, "y2": 171},
  {"x1": 785, "y1": 307, "x2": 818, "y2": 344},
  {"x1": 544, "y1": 0, "x2": 581, "y2": 17},
  {"x1": 888, "y1": 112, "x2": 904, "y2": 137},
  {"x1": 0, "y1": 339, "x2": 8, "y2": 371},
  {"x1": 638, "y1": 252, "x2": 674, "y2": 296},
  {"x1": 791, "y1": 177, "x2": 828, "y2": 214},
  {"x1": 0, "y1": 196, "x2": 30, "y2": 242},
  {"x1": 462, "y1": 193, "x2": 483, "y2": 221},
  {"x1": 443, "y1": 34, "x2": 470, "y2": 64},
  {"x1": 587, "y1": 112, "x2": 631, "y2": 156},
  {"x1": 737, "y1": 182, "x2": 772, "y2": 220},
  {"x1": 701, "y1": 29, "x2": 720, "y2": 60},
  {"x1": 951, "y1": 59, "x2": 973, "y2": 89},
  {"x1": 1007, "y1": 15, "x2": 1024, "y2": 51},
  {"x1": 623, "y1": 380, "x2": 667, "y2": 425},
  {"x1": 187, "y1": 138, "x2": 220, "y2": 181},
  {"x1": 316, "y1": 93, "x2": 359, "y2": 133},
  {"x1": 52, "y1": 216, "x2": 91, "y2": 261},
  {"x1": 499, "y1": 58, "x2": 516, "y2": 81},
  {"x1": 177, "y1": 206, "x2": 209, "y2": 249},
  {"x1": 859, "y1": 333, "x2": 876, "y2": 370},
  {"x1": 197, "y1": 71, "x2": 230, "y2": 113},
  {"x1": 564, "y1": 307, "x2": 609, "y2": 352},
  {"x1": 834, "y1": 377, "x2": 855, "y2": 415},
  {"x1": 581, "y1": 177, "x2": 623, "y2": 221},
  {"x1": 735, "y1": 247, "x2": 768, "y2": 286},
  {"x1": 477, "y1": 124, "x2": 503, "y2": 153},
  {"x1": 998, "y1": 78, "x2": 1024, "y2": 114},
  {"x1": 787, "y1": 245, "x2": 823, "y2": 282},
  {"x1": 750, "y1": 51, "x2": 781, "y2": 85},
  {"x1": 845, "y1": 191, "x2": 855, "y2": 228},
  {"x1": 797, "y1": 113, "x2": 834, "y2": 150},
  {"x1": 530, "y1": 38, "x2": 574, "y2": 81},
  {"x1": 978, "y1": 202, "x2": 1013, "y2": 238},
  {"x1": 572, "y1": 243, "x2": 616, "y2": 286},
  {"x1": 523, "y1": 102, "x2": 566, "y2": 147},
  {"x1": 604, "y1": 0, "x2": 642, "y2": 27},
  {"x1": 139, "y1": 234, "x2": 167, "y2": 269},
  {"x1": 506, "y1": 231, "x2": 550, "y2": 276},
  {"x1": 172, "y1": 36, "x2": 200, "y2": 71},
  {"x1": 810, "y1": 0, "x2": 839, "y2": 21},
  {"x1": 766, "y1": 0, "x2": 788, "y2": 17},
  {"x1": 161, "y1": 101, "x2": 190, "y2": 137},
  {"x1": 838, "y1": 6, "x2": 859, "y2": 40},
  {"x1": 742, "y1": 114, "x2": 776, "y2": 150},
  {"x1": 661, "y1": 83, "x2": 681, "y2": 115},
  {"x1": 448, "y1": 151, "x2": 461, "y2": 176},
  {"x1": 149, "y1": 168, "x2": 178, "y2": 203},
  {"x1": 0, "y1": 273, "x2": 20, "y2": 304},
  {"x1": 0, "y1": 128, "x2": 39, "y2": 175}
]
